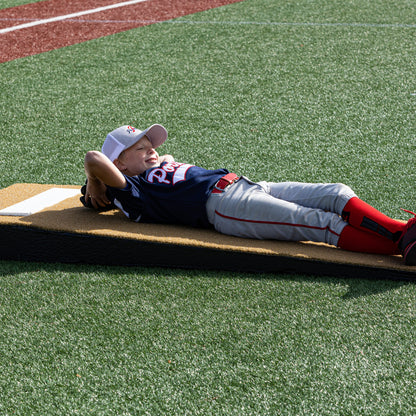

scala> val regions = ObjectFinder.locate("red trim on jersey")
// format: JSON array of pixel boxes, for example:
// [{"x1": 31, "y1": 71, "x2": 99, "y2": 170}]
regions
[{"x1": 214, "y1": 210, "x2": 341, "y2": 236}]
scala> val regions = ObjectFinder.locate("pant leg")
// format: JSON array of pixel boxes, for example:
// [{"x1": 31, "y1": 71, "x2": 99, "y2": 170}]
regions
[
  {"x1": 206, "y1": 178, "x2": 348, "y2": 246},
  {"x1": 262, "y1": 181, "x2": 356, "y2": 214}
]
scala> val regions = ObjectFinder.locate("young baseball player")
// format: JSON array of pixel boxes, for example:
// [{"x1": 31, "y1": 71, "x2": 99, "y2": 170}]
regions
[{"x1": 82, "y1": 124, "x2": 416, "y2": 265}]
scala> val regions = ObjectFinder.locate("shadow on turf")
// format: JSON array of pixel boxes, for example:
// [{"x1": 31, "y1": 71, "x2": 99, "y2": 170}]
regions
[{"x1": 0, "y1": 260, "x2": 411, "y2": 299}]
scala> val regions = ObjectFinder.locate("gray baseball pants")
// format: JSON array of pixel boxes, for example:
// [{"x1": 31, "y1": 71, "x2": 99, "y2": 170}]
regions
[{"x1": 206, "y1": 177, "x2": 357, "y2": 246}]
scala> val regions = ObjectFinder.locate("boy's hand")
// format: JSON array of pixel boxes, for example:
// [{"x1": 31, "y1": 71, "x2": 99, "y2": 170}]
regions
[
  {"x1": 85, "y1": 177, "x2": 111, "y2": 210},
  {"x1": 159, "y1": 154, "x2": 175, "y2": 164},
  {"x1": 82, "y1": 150, "x2": 127, "y2": 210}
]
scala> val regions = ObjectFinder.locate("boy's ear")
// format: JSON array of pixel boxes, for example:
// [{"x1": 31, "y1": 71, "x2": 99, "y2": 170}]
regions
[{"x1": 113, "y1": 158, "x2": 125, "y2": 171}]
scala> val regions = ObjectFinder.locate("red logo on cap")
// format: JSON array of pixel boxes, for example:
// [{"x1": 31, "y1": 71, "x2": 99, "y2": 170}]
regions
[{"x1": 127, "y1": 126, "x2": 136, "y2": 134}]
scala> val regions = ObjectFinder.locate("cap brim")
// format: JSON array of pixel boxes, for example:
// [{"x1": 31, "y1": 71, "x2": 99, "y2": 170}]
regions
[{"x1": 144, "y1": 124, "x2": 167, "y2": 148}]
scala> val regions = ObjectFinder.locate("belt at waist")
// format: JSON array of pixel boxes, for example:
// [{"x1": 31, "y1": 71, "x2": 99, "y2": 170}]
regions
[{"x1": 211, "y1": 173, "x2": 240, "y2": 194}]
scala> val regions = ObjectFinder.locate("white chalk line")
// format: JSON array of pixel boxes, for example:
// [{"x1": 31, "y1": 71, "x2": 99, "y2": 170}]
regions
[
  {"x1": 0, "y1": 17, "x2": 160, "y2": 25},
  {"x1": 1, "y1": 16, "x2": 415, "y2": 31},
  {"x1": 0, "y1": 0, "x2": 149, "y2": 34}
]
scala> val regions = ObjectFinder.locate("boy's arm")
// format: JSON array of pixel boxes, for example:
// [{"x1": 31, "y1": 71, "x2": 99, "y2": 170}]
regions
[{"x1": 84, "y1": 150, "x2": 127, "y2": 209}]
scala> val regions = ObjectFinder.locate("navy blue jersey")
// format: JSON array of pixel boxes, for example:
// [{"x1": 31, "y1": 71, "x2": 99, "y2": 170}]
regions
[{"x1": 107, "y1": 161, "x2": 228, "y2": 227}]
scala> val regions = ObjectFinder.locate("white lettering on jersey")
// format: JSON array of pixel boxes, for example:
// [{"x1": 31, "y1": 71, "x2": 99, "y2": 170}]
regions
[
  {"x1": 146, "y1": 162, "x2": 193, "y2": 185},
  {"x1": 172, "y1": 163, "x2": 192, "y2": 184},
  {"x1": 147, "y1": 168, "x2": 170, "y2": 184}
]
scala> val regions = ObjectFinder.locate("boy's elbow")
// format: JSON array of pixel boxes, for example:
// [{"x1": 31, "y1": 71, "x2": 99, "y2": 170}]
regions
[
  {"x1": 85, "y1": 151, "x2": 103, "y2": 168},
  {"x1": 85, "y1": 150, "x2": 100, "y2": 162},
  {"x1": 84, "y1": 151, "x2": 105, "y2": 176}
]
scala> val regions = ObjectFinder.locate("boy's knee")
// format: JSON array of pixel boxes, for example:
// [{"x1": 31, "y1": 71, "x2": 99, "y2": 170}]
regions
[{"x1": 333, "y1": 183, "x2": 354, "y2": 197}]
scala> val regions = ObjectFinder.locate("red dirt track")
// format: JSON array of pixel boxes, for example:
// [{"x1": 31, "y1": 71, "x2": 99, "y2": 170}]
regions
[{"x1": 0, "y1": 0, "x2": 243, "y2": 63}]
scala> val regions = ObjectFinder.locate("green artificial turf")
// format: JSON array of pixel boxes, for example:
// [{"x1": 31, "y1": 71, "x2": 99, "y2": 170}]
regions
[
  {"x1": 0, "y1": 261, "x2": 415, "y2": 415},
  {"x1": 1, "y1": 0, "x2": 415, "y2": 216},
  {"x1": 1, "y1": 0, "x2": 416, "y2": 414},
  {"x1": 1, "y1": 0, "x2": 44, "y2": 9}
]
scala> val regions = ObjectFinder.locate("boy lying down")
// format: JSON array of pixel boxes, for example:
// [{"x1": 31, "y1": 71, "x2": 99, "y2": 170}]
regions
[{"x1": 81, "y1": 124, "x2": 416, "y2": 265}]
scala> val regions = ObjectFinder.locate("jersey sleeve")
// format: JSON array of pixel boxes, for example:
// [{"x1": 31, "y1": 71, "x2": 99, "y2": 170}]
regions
[{"x1": 107, "y1": 178, "x2": 145, "y2": 222}]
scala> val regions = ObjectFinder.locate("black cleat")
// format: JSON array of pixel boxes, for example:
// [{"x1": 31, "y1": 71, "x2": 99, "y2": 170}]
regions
[{"x1": 398, "y1": 210, "x2": 416, "y2": 266}]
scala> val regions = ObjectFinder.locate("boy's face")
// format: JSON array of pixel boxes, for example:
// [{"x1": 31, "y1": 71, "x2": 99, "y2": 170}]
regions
[{"x1": 114, "y1": 136, "x2": 159, "y2": 176}]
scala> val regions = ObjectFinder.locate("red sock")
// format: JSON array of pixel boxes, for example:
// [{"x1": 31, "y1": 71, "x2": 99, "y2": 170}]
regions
[
  {"x1": 338, "y1": 225, "x2": 400, "y2": 255},
  {"x1": 342, "y1": 197, "x2": 405, "y2": 242}
]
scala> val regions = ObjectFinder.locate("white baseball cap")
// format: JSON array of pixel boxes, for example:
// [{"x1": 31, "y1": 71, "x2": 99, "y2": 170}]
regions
[{"x1": 102, "y1": 124, "x2": 167, "y2": 161}]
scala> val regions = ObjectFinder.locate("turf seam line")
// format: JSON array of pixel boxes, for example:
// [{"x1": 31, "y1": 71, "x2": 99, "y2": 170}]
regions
[
  {"x1": 165, "y1": 20, "x2": 416, "y2": 29},
  {"x1": 1, "y1": 18, "x2": 415, "y2": 30}
]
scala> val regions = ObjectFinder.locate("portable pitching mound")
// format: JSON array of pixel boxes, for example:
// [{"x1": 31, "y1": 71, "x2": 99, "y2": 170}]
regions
[{"x1": 1, "y1": 183, "x2": 415, "y2": 280}]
